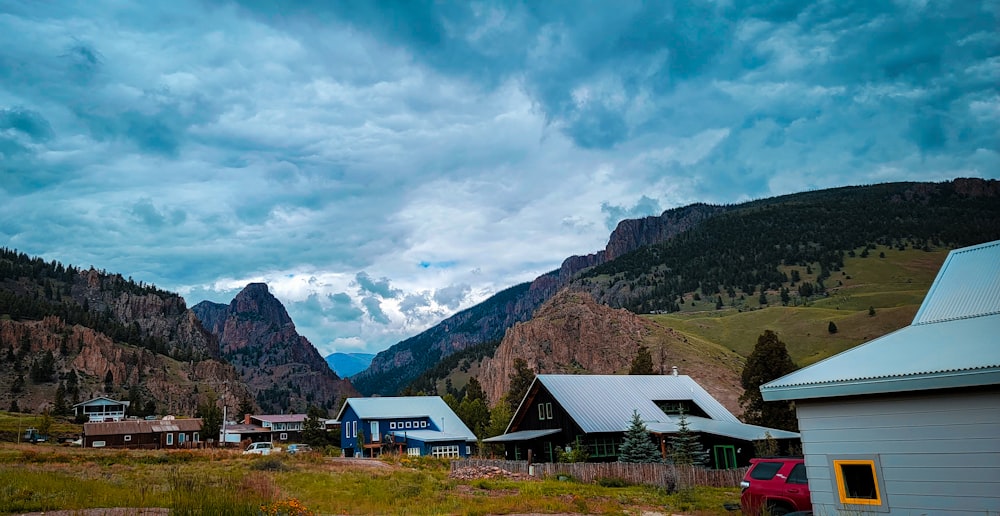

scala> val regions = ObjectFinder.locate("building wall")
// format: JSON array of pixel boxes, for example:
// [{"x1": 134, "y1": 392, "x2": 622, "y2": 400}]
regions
[{"x1": 796, "y1": 387, "x2": 1000, "y2": 515}]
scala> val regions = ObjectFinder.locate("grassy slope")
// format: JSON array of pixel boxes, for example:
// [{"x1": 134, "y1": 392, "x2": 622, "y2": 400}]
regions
[{"x1": 646, "y1": 246, "x2": 949, "y2": 366}]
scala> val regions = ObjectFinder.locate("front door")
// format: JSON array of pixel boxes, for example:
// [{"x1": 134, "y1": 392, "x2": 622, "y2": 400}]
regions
[{"x1": 370, "y1": 421, "x2": 380, "y2": 442}]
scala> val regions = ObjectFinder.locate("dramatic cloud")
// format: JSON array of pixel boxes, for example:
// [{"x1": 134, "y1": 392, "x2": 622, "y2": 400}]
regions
[{"x1": 1, "y1": 0, "x2": 996, "y2": 355}]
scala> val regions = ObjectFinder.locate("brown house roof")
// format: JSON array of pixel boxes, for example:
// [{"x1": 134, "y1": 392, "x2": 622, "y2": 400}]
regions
[{"x1": 85, "y1": 418, "x2": 203, "y2": 436}]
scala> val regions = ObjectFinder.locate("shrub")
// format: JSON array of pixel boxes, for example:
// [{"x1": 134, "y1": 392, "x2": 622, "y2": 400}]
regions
[{"x1": 596, "y1": 477, "x2": 628, "y2": 488}]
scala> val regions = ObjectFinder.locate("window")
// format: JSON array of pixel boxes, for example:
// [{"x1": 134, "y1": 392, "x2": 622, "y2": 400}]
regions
[
  {"x1": 407, "y1": 448, "x2": 421, "y2": 456},
  {"x1": 712, "y1": 445, "x2": 737, "y2": 469},
  {"x1": 352, "y1": 421, "x2": 357, "y2": 439},
  {"x1": 539, "y1": 404, "x2": 545, "y2": 420},
  {"x1": 545, "y1": 402, "x2": 553, "y2": 419},
  {"x1": 193, "y1": 432, "x2": 199, "y2": 442},
  {"x1": 431, "y1": 445, "x2": 460, "y2": 458},
  {"x1": 405, "y1": 421, "x2": 412, "y2": 429},
  {"x1": 166, "y1": 433, "x2": 174, "y2": 446},
  {"x1": 390, "y1": 422, "x2": 397, "y2": 429},
  {"x1": 178, "y1": 433, "x2": 185, "y2": 444},
  {"x1": 124, "y1": 435, "x2": 132, "y2": 442},
  {"x1": 279, "y1": 433, "x2": 288, "y2": 441},
  {"x1": 92, "y1": 441, "x2": 106, "y2": 448},
  {"x1": 834, "y1": 460, "x2": 881, "y2": 505},
  {"x1": 420, "y1": 421, "x2": 427, "y2": 428},
  {"x1": 788, "y1": 463, "x2": 808, "y2": 484},
  {"x1": 749, "y1": 461, "x2": 782, "y2": 480}
]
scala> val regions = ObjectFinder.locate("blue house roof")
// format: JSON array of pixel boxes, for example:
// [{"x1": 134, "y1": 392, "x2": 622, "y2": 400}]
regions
[
  {"x1": 336, "y1": 396, "x2": 477, "y2": 442},
  {"x1": 762, "y1": 240, "x2": 1000, "y2": 401}
]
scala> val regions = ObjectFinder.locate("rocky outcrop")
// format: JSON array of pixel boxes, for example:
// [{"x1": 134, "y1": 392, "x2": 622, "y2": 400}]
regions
[
  {"x1": 0, "y1": 316, "x2": 249, "y2": 415},
  {"x1": 478, "y1": 289, "x2": 745, "y2": 415},
  {"x1": 353, "y1": 205, "x2": 728, "y2": 396},
  {"x1": 71, "y1": 269, "x2": 219, "y2": 360},
  {"x1": 192, "y1": 283, "x2": 358, "y2": 415}
]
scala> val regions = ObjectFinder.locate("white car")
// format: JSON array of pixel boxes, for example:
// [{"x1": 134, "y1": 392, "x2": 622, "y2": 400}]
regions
[{"x1": 243, "y1": 442, "x2": 275, "y2": 455}]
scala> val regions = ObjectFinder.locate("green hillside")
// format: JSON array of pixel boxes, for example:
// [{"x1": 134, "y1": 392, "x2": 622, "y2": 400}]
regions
[{"x1": 647, "y1": 246, "x2": 948, "y2": 366}]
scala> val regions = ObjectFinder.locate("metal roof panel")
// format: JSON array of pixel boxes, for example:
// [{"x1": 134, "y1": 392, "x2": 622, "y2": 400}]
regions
[
  {"x1": 535, "y1": 374, "x2": 740, "y2": 434},
  {"x1": 339, "y1": 396, "x2": 477, "y2": 441},
  {"x1": 913, "y1": 240, "x2": 1000, "y2": 325}
]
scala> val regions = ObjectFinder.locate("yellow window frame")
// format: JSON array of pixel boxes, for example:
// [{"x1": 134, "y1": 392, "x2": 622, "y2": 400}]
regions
[{"x1": 833, "y1": 459, "x2": 881, "y2": 506}]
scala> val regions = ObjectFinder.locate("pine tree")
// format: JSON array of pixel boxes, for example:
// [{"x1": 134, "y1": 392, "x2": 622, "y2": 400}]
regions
[
  {"x1": 196, "y1": 396, "x2": 223, "y2": 445},
  {"x1": 739, "y1": 330, "x2": 799, "y2": 431},
  {"x1": 629, "y1": 346, "x2": 655, "y2": 375},
  {"x1": 506, "y1": 359, "x2": 535, "y2": 412},
  {"x1": 302, "y1": 405, "x2": 330, "y2": 447},
  {"x1": 465, "y1": 377, "x2": 486, "y2": 402},
  {"x1": 618, "y1": 410, "x2": 661, "y2": 463},
  {"x1": 669, "y1": 410, "x2": 708, "y2": 466},
  {"x1": 53, "y1": 382, "x2": 68, "y2": 416}
]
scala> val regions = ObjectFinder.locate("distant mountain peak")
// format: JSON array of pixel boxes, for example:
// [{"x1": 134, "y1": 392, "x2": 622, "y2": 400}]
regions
[
  {"x1": 230, "y1": 282, "x2": 293, "y2": 326},
  {"x1": 192, "y1": 283, "x2": 357, "y2": 414}
]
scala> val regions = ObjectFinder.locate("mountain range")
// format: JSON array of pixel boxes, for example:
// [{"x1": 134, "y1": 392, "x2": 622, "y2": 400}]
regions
[
  {"x1": 352, "y1": 178, "x2": 1000, "y2": 398},
  {"x1": 324, "y1": 352, "x2": 375, "y2": 378},
  {"x1": 2, "y1": 178, "x2": 999, "y2": 420}
]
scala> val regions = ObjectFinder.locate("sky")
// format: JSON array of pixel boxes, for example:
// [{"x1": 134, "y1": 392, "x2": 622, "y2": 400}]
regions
[{"x1": 2, "y1": 1, "x2": 998, "y2": 357}]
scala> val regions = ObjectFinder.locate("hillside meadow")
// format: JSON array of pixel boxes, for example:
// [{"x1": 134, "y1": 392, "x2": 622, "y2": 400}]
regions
[
  {"x1": 648, "y1": 246, "x2": 948, "y2": 367},
  {"x1": 0, "y1": 444, "x2": 742, "y2": 515}
]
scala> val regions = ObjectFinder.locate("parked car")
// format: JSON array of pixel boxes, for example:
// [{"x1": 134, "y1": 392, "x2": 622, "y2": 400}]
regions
[
  {"x1": 243, "y1": 442, "x2": 275, "y2": 455},
  {"x1": 740, "y1": 457, "x2": 812, "y2": 515},
  {"x1": 286, "y1": 444, "x2": 312, "y2": 455}
]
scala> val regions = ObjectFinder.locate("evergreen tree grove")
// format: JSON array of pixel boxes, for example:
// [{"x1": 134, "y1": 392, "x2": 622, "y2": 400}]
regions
[
  {"x1": 739, "y1": 330, "x2": 799, "y2": 431},
  {"x1": 618, "y1": 410, "x2": 662, "y2": 463}
]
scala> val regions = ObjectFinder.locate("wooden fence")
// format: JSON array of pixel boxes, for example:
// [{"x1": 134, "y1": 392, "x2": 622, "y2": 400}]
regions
[{"x1": 453, "y1": 459, "x2": 747, "y2": 489}]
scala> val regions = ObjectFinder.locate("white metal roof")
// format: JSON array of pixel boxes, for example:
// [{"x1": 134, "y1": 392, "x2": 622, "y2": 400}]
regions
[
  {"x1": 387, "y1": 429, "x2": 477, "y2": 443},
  {"x1": 337, "y1": 396, "x2": 477, "y2": 442},
  {"x1": 648, "y1": 416, "x2": 800, "y2": 441},
  {"x1": 762, "y1": 240, "x2": 1000, "y2": 401},
  {"x1": 517, "y1": 374, "x2": 741, "y2": 434},
  {"x1": 913, "y1": 240, "x2": 1000, "y2": 324}
]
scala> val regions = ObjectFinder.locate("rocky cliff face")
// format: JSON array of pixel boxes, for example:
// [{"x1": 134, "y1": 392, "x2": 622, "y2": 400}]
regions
[
  {"x1": 353, "y1": 204, "x2": 728, "y2": 396},
  {"x1": 192, "y1": 283, "x2": 358, "y2": 414},
  {"x1": 73, "y1": 268, "x2": 220, "y2": 361},
  {"x1": 0, "y1": 316, "x2": 250, "y2": 415},
  {"x1": 478, "y1": 289, "x2": 745, "y2": 415}
]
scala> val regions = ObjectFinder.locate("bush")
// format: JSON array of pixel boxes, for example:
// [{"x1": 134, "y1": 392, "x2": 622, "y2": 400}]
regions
[{"x1": 596, "y1": 477, "x2": 628, "y2": 488}]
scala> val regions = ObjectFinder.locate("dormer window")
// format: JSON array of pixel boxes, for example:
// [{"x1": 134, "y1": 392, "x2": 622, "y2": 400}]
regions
[{"x1": 654, "y1": 400, "x2": 709, "y2": 418}]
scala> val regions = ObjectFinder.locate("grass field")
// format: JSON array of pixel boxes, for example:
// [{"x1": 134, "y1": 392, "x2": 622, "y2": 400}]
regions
[
  {"x1": 647, "y1": 246, "x2": 949, "y2": 366},
  {"x1": 0, "y1": 444, "x2": 742, "y2": 515}
]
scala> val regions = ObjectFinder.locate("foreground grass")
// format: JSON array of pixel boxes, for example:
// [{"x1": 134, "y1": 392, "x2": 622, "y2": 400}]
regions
[{"x1": 0, "y1": 445, "x2": 740, "y2": 515}]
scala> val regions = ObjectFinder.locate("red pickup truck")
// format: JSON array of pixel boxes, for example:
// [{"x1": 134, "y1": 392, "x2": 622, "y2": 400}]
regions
[{"x1": 739, "y1": 457, "x2": 812, "y2": 515}]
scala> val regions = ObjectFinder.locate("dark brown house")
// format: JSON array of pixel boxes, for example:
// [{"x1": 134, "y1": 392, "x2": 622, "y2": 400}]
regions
[{"x1": 83, "y1": 418, "x2": 203, "y2": 449}]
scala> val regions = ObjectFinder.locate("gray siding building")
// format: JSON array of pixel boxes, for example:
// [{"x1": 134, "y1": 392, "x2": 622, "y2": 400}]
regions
[{"x1": 762, "y1": 240, "x2": 1000, "y2": 515}]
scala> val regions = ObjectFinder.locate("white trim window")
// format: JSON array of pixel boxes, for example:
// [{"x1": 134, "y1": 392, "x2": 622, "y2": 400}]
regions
[
  {"x1": 420, "y1": 421, "x2": 427, "y2": 428},
  {"x1": 166, "y1": 433, "x2": 174, "y2": 446},
  {"x1": 405, "y1": 421, "x2": 412, "y2": 429},
  {"x1": 279, "y1": 433, "x2": 288, "y2": 441},
  {"x1": 407, "y1": 447, "x2": 421, "y2": 456},
  {"x1": 390, "y1": 422, "x2": 397, "y2": 429},
  {"x1": 123, "y1": 435, "x2": 132, "y2": 442},
  {"x1": 431, "y1": 445, "x2": 460, "y2": 458}
]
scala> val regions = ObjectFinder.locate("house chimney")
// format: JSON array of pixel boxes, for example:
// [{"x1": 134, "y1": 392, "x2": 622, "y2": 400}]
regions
[
  {"x1": 671, "y1": 366, "x2": 678, "y2": 377},
  {"x1": 244, "y1": 414, "x2": 251, "y2": 425}
]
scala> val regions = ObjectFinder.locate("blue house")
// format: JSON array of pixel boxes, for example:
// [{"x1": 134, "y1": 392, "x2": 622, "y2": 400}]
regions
[{"x1": 336, "y1": 396, "x2": 478, "y2": 458}]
